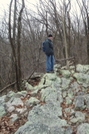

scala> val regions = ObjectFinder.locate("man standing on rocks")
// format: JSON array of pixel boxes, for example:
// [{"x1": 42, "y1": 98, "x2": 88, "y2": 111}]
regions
[{"x1": 42, "y1": 34, "x2": 55, "y2": 73}]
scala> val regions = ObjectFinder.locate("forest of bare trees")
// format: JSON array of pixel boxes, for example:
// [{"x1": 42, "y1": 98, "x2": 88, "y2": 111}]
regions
[{"x1": 0, "y1": 0, "x2": 89, "y2": 91}]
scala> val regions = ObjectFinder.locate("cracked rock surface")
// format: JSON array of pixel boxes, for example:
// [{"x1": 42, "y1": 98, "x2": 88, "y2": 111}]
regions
[{"x1": 0, "y1": 64, "x2": 89, "y2": 134}]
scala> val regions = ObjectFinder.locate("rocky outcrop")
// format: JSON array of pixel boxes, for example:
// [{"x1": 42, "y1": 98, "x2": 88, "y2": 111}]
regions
[{"x1": 0, "y1": 64, "x2": 89, "y2": 134}]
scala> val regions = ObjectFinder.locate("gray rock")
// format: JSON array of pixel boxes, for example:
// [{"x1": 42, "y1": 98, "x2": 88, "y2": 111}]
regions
[
  {"x1": 5, "y1": 97, "x2": 24, "y2": 112},
  {"x1": 45, "y1": 90, "x2": 63, "y2": 104},
  {"x1": 15, "y1": 122, "x2": 65, "y2": 134},
  {"x1": 0, "y1": 95, "x2": 6, "y2": 105},
  {"x1": 1, "y1": 64, "x2": 89, "y2": 134},
  {"x1": 62, "y1": 91, "x2": 67, "y2": 98},
  {"x1": 65, "y1": 97, "x2": 72, "y2": 105},
  {"x1": 54, "y1": 64, "x2": 61, "y2": 72},
  {"x1": 70, "y1": 81, "x2": 82, "y2": 93},
  {"x1": 25, "y1": 97, "x2": 40, "y2": 107},
  {"x1": 10, "y1": 114, "x2": 18, "y2": 122},
  {"x1": 44, "y1": 73, "x2": 57, "y2": 81},
  {"x1": 70, "y1": 111, "x2": 85, "y2": 123},
  {"x1": 68, "y1": 89, "x2": 74, "y2": 99},
  {"x1": 50, "y1": 126, "x2": 65, "y2": 134},
  {"x1": 27, "y1": 104, "x2": 67, "y2": 128},
  {"x1": 76, "y1": 64, "x2": 89, "y2": 73},
  {"x1": 77, "y1": 123, "x2": 89, "y2": 134},
  {"x1": 14, "y1": 91, "x2": 27, "y2": 98},
  {"x1": 0, "y1": 105, "x2": 6, "y2": 117},
  {"x1": 15, "y1": 122, "x2": 51, "y2": 134},
  {"x1": 40, "y1": 87, "x2": 56, "y2": 102},
  {"x1": 61, "y1": 77, "x2": 73, "y2": 90},
  {"x1": 25, "y1": 82, "x2": 34, "y2": 91},
  {"x1": 85, "y1": 95, "x2": 89, "y2": 110},
  {"x1": 43, "y1": 101, "x2": 62, "y2": 117},
  {"x1": 64, "y1": 127, "x2": 73, "y2": 134},
  {"x1": 65, "y1": 108, "x2": 71, "y2": 113},
  {"x1": 74, "y1": 96, "x2": 86, "y2": 110},
  {"x1": 59, "y1": 69, "x2": 71, "y2": 78},
  {"x1": 15, "y1": 106, "x2": 27, "y2": 114},
  {"x1": 7, "y1": 91, "x2": 15, "y2": 97},
  {"x1": 73, "y1": 73, "x2": 89, "y2": 88},
  {"x1": 53, "y1": 77, "x2": 62, "y2": 89}
]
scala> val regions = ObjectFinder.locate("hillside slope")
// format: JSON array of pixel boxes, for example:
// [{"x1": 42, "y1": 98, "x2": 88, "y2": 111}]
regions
[{"x1": 0, "y1": 64, "x2": 89, "y2": 134}]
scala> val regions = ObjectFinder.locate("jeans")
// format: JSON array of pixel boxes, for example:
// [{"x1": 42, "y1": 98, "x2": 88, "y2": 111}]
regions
[{"x1": 46, "y1": 55, "x2": 55, "y2": 72}]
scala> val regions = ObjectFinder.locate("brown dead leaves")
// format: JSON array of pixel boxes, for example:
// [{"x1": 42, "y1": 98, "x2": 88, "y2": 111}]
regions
[{"x1": 0, "y1": 115, "x2": 27, "y2": 134}]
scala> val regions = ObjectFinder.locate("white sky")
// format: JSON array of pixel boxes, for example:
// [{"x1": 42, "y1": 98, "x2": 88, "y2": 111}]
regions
[
  {"x1": 0, "y1": 0, "x2": 81, "y2": 20},
  {"x1": 0, "y1": 0, "x2": 79, "y2": 10},
  {"x1": 0, "y1": 0, "x2": 38, "y2": 18}
]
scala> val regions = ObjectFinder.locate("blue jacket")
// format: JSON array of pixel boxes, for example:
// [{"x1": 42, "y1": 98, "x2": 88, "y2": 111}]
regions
[{"x1": 44, "y1": 39, "x2": 54, "y2": 56}]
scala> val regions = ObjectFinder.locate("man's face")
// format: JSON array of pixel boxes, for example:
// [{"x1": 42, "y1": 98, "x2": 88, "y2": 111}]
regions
[{"x1": 49, "y1": 36, "x2": 53, "y2": 41}]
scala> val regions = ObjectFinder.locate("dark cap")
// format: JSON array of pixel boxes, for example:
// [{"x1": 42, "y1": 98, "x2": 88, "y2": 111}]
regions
[{"x1": 48, "y1": 34, "x2": 53, "y2": 37}]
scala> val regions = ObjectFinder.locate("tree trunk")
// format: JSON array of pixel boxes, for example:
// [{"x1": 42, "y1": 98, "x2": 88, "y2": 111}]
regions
[
  {"x1": 87, "y1": 16, "x2": 89, "y2": 63},
  {"x1": 62, "y1": 0, "x2": 69, "y2": 68},
  {"x1": 17, "y1": 0, "x2": 25, "y2": 90},
  {"x1": 9, "y1": 0, "x2": 25, "y2": 91}
]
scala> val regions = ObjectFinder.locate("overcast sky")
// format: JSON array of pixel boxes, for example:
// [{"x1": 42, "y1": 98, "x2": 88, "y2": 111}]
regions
[
  {"x1": 0, "y1": 0, "x2": 80, "y2": 20},
  {"x1": 0, "y1": 0, "x2": 38, "y2": 18}
]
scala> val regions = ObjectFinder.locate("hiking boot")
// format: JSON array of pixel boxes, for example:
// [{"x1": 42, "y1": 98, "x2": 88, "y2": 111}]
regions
[{"x1": 46, "y1": 71, "x2": 54, "y2": 73}]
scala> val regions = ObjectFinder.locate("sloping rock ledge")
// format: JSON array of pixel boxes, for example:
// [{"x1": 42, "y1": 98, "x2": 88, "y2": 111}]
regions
[{"x1": 0, "y1": 64, "x2": 89, "y2": 134}]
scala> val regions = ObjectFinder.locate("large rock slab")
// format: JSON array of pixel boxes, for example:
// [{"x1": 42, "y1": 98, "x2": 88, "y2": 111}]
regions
[
  {"x1": 15, "y1": 103, "x2": 67, "y2": 134},
  {"x1": 15, "y1": 122, "x2": 65, "y2": 134},
  {"x1": 76, "y1": 64, "x2": 89, "y2": 73},
  {"x1": 77, "y1": 123, "x2": 89, "y2": 134},
  {"x1": 1, "y1": 64, "x2": 89, "y2": 134},
  {"x1": 73, "y1": 73, "x2": 89, "y2": 87},
  {"x1": 27, "y1": 104, "x2": 66, "y2": 127}
]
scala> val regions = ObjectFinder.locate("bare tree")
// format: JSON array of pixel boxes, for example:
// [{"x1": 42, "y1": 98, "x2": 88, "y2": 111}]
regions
[
  {"x1": 9, "y1": 0, "x2": 25, "y2": 91},
  {"x1": 76, "y1": 0, "x2": 89, "y2": 63},
  {"x1": 1, "y1": 0, "x2": 89, "y2": 91}
]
